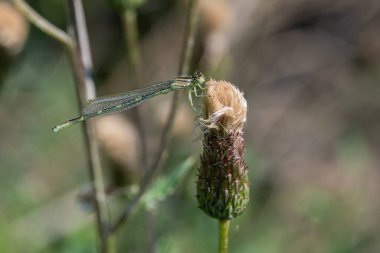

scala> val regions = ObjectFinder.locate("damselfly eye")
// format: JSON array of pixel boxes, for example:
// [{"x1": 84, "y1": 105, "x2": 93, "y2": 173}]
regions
[{"x1": 193, "y1": 71, "x2": 202, "y2": 79}]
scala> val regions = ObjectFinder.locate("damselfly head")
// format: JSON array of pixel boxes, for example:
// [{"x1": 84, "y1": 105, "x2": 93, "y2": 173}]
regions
[
  {"x1": 192, "y1": 71, "x2": 206, "y2": 88},
  {"x1": 192, "y1": 71, "x2": 204, "y2": 80}
]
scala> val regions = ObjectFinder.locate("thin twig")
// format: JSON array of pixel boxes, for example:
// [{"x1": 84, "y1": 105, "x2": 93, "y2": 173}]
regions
[
  {"x1": 67, "y1": 0, "x2": 96, "y2": 99},
  {"x1": 66, "y1": 1, "x2": 110, "y2": 252},
  {"x1": 145, "y1": 0, "x2": 199, "y2": 183},
  {"x1": 109, "y1": 0, "x2": 200, "y2": 233},
  {"x1": 177, "y1": 0, "x2": 199, "y2": 75},
  {"x1": 11, "y1": 0, "x2": 74, "y2": 49},
  {"x1": 121, "y1": 9, "x2": 147, "y2": 165},
  {"x1": 108, "y1": 149, "x2": 165, "y2": 233},
  {"x1": 151, "y1": 0, "x2": 199, "y2": 170},
  {"x1": 122, "y1": 9, "x2": 141, "y2": 71},
  {"x1": 12, "y1": 0, "x2": 110, "y2": 251}
]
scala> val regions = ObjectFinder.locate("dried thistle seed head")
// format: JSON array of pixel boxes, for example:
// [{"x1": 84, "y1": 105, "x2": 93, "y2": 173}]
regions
[
  {"x1": 0, "y1": 2, "x2": 28, "y2": 55},
  {"x1": 197, "y1": 80, "x2": 249, "y2": 220},
  {"x1": 95, "y1": 115, "x2": 140, "y2": 179},
  {"x1": 202, "y1": 80, "x2": 247, "y2": 131},
  {"x1": 199, "y1": 0, "x2": 230, "y2": 33}
]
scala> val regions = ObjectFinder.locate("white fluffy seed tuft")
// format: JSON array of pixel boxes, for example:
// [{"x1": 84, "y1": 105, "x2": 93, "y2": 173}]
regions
[{"x1": 201, "y1": 80, "x2": 247, "y2": 131}]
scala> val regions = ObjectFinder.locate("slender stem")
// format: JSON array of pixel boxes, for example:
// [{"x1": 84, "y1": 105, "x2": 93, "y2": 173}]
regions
[
  {"x1": 109, "y1": 0, "x2": 199, "y2": 233},
  {"x1": 67, "y1": 34, "x2": 111, "y2": 253},
  {"x1": 218, "y1": 220, "x2": 230, "y2": 253},
  {"x1": 151, "y1": 0, "x2": 199, "y2": 170},
  {"x1": 121, "y1": 9, "x2": 147, "y2": 165},
  {"x1": 149, "y1": 0, "x2": 199, "y2": 189},
  {"x1": 66, "y1": 1, "x2": 110, "y2": 252},
  {"x1": 11, "y1": 0, "x2": 74, "y2": 49},
  {"x1": 178, "y1": 0, "x2": 199, "y2": 75},
  {"x1": 109, "y1": 155, "x2": 158, "y2": 233},
  {"x1": 122, "y1": 9, "x2": 141, "y2": 70},
  {"x1": 67, "y1": 0, "x2": 96, "y2": 99},
  {"x1": 12, "y1": 0, "x2": 110, "y2": 251}
]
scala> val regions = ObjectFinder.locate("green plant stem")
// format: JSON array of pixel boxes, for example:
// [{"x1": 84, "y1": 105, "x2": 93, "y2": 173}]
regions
[
  {"x1": 218, "y1": 220, "x2": 230, "y2": 253},
  {"x1": 178, "y1": 0, "x2": 199, "y2": 75},
  {"x1": 121, "y1": 8, "x2": 147, "y2": 165},
  {"x1": 109, "y1": 0, "x2": 199, "y2": 234},
  {"x1": 122, "y1": 9, "x2": 141, "y2": 71},
  {"x1": 11, "y1": 0, "x2": 74, "y2": 49}
]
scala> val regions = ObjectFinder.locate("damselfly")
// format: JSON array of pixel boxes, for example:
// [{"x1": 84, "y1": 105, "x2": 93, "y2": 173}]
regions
[{"x1": 52, "y1": 72, "x2": 206, "y2": 132}]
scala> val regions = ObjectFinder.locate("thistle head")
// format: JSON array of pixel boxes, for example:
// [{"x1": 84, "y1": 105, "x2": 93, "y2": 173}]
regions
[{"x1": 197, "y1": 80, "x2": 249, "y2": 220}]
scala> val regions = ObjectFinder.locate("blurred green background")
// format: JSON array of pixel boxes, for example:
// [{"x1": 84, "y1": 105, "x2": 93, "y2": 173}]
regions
[{"x1": 1, "y1": 0, "x2": 380, "y2": 252}]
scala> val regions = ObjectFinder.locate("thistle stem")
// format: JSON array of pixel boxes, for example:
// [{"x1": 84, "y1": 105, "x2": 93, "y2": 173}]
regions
[{"x1": 218, "y1": 220, "x2": 230, "y2": 253}]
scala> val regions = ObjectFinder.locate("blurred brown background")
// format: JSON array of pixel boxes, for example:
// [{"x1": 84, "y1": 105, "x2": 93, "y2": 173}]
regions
[{"x1": 0, "y1": 0, "x2": 380, "y2": 252}]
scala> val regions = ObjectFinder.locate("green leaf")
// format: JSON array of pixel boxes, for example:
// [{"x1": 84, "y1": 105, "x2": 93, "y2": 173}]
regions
[{"x1": 139, "y1": 156, "x2": 196, "y2": 211}]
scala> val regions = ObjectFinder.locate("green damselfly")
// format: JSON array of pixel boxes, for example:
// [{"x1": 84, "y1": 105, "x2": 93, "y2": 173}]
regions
[{"x1": 52, "y1": 72, "x2": 206, "y2": 132}]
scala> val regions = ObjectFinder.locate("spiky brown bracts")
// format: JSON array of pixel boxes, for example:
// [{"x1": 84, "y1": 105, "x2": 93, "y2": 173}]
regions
[{"x1": 197, "y1": 80, "x2": 249, "y2": 220}]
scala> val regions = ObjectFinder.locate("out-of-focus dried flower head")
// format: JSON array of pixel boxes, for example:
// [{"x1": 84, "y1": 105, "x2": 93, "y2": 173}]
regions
[
  {"x1": 197, "y1": 80, "x2": 249, "y2": 220},
  {"x1": 154, "y1": 101, "x2": 194, "y2": 137},
  {"x1": 0, "y1": 2, "x2": 28, "y2": 55},
  {"x1": 199, "y1": 0, "x2": 230, "y2": 33},
  {"x1": 199, "y1": 1, "x2": 231, "y2": 73},
  {"x1": 95, "y1": 115, "x2": 140, "y2": 171}
]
